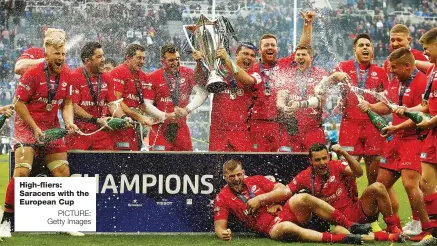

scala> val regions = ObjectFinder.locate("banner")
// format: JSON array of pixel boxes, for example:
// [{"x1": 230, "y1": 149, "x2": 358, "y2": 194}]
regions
[{"x1": 10, "y1": 151, "x2": 311, "y2": 232}]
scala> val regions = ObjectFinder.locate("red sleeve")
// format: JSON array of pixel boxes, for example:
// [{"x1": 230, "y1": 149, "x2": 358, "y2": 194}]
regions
[
  {"x1": 111, "y1": 69, "x2": 125, "y2": 94},
  {"x1": 143, "y1": 74, "x2": 155, "y2": 101},
  {"x1": 332, "y1": 160, "x2": 349, "y2": 174},
  {"x1": 104, "y1": 74, "x2": 118, "y2": 102},
  {"x1": 332, "y1": 63, "x2": 342, "y2": 74},
  {"x1": 15, "y1": 69, "x2": 37, "y2": 102},
  {"x1": 213, "y1": 194, "x2": 230, "y2": 221},
  {"x1": 141, "y1": 72, "x2": 152, "y2": 100},
  {"x1": 252, "y1": 175, "x2": 277, "y2": 192},
  {"x1": 16, "y1": 47, "x2": 44, "y2": 61},
  {"x1": 379, "y1": 69, "x2": 389, "y2": 91},
  {"x1": 249, "y1": 71, "x2": 263, "y2": 91},
  {"x1": 69, "y1": 73, "x2": 81, "y2": 104},
  {"x1": 287, "y1": 171, "x2": 307, "y2": 194}
]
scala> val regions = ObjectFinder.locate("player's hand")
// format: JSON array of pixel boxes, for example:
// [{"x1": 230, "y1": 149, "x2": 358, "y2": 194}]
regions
[
  {"x1": 246, "y1": 197, "x2": 262, "y2": 215},
  {"x1": 381, "y1": 125, "x2": 398, "y2": 138},
  {"x1": 33, "y1": 127, "x2": 45, "y2": 144},
  {"x1": 283, "y1": 106, "x2": 297, "y2": 116},
  {"x1": 300, "y1": 10, "x2": 316, "y2": 23},
  {"x1": 393, "y1": 106, "x2": 408, "y2": 117},
  {"x1": 357, "y1": 100, "x2": 370, "y2": 113},
  {"x1": 267, "y1": 204, "x2": 283, "y2": 216},
  {"x1": 417, "y1": 116, "x2": 433, "y2": 130},
  {"x1": 329, "y1": 72, "x2": 349, "y2": 84},
  {"x1": 65, "y1": 122, "x2": 79, "y2": 134},
  {"x1": 139, "y1": 115, "x2": 154, "y2": 126},
  {"x1": 122, "y1": 117, "x2": 134, "y2": 128},
  {"x1": 96, "y1": 117, "x2": 111, "y2": 129},
  {"x1": 165, "y1": 112, "x2": 178, "y2": 123},
  {"x1": 330, "y1": 144, "x2": 346, "y2": 156},
  {"x1": 174, "y1": 106, "x2": 189, "y2": 119},
  {"x1": 0, "y1": 105, "x2": 14, "y2": 117},
  {"x1": 215, "y1": 48, "x2": 230, "y2": 63},
  {"x1": 287, "y1": 100, "x2": 300, "y2": 110},
  {"x1": 192, "y1": 50, "x2": 204, "y2": 62},
  {"x1": 219, "y1": 229, "x2": 232, "y2": 241}
]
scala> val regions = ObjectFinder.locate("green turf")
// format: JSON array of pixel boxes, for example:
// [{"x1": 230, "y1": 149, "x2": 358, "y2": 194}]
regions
[
  {"x1": 0, "y1": 233, "x2": 415, "y2": 245},
  {"x1": 0, "y1": 155, "x2": 417, "y2": 245}
]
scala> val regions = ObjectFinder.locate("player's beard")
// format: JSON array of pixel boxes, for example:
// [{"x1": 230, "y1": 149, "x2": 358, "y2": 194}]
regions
[
  {"x1": 49, "y1": 60, "x2": 63, "y2": 75},
  {"x1": 230, "y1": 180, "x2": 244, "y2": 193}
]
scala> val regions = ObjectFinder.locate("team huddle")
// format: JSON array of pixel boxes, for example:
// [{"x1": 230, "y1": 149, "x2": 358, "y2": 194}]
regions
[{"x1": 0, "y1": 10, "x2": 436, "y2": 244}]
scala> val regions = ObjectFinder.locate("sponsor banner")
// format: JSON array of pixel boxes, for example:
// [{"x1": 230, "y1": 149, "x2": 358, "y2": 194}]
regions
[{"x1": 10, "y1": 151, "x2": 310, "y2": 232}]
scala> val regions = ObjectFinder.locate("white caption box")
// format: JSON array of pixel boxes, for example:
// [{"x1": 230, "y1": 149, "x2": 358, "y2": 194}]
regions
[{"x1": 15, "y1": 177, "x2": 96, "y2": 232}]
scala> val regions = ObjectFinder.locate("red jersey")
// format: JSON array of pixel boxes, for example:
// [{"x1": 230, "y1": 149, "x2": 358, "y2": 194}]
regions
[
  {"x1": 247, "y1": 61, "x2": 285, "y2": 120},
  {"x1": 385, "y1": 70, "x2": 427, "y2": 138},
  {"x1": 15, "y1": 62, "x2": 72, "y2": 127},
  {"x1": 282, "y1": 66, "x2": 327, "y2": 126},
  {"x1": 70, "y1": 67, "x2": 118, "y2": 132},
  {"x1": 16, "y1": 47, "x2": 44, "y2": 61},
  {"x1": 425, "y1": 65, "x2": 437, "y2": 116},
  {"x1": 211, "y1": 75, "x2": 253, "y2": 131},
  {"x1": 111, "y1": 63, "x2": 149, "y2": 108},
  {"x1": 276, "y1": 53, "x2": 296, "y2": 73},
  {"x1": 384, "y1": 48, "x2": 428, "y2": 77},
  {"x1": 214, "y1": 176, "x2": 277, "y2": 235},
  {"x1": 334, "y1": 60, "x2": 388, "y2": 120},
  {"x1": 144, "y1": 67, "x2": 196, "y2": 123},
  {"x1": 287, "y1": 160, "x2": 355, "y2": 210}
]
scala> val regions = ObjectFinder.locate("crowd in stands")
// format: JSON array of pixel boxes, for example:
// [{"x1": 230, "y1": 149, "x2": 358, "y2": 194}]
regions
[{"x1": 2, "y1": 0, "x2": 437, "y2": 87}]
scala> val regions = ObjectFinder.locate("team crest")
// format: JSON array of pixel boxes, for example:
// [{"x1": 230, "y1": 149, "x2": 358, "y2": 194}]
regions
[
  {"x1": 371, "y1": 72, "x2": 377, "y2": 76},
  {"x1": 251, "y1": 185, "x2": 257, "y2": 193},
  {"x1": 75, "y1": 89, "x2": 79, "y2": 94}
]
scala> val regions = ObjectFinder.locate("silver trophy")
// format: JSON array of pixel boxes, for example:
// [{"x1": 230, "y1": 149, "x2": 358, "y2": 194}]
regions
[{"x1": 183, "y1": 14, "x2": 238, "y2": 93}]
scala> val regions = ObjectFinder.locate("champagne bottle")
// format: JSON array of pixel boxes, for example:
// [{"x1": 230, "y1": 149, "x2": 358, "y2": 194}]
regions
[
  {"x1": 366, "y1": 109, "x2": 389, "y2": 135},
  {"x1": 0, "y1": 114, "x2": 7, "y2": 130},
  {"x1": 404, "y1": 111, "x2": 431, "y2": 124},
  {"x1": 0, "y1": 106, "x2": 14, "y2": 129},
  {"x1": 39, "y1": 128, "x2": 69, "y2": 143},
  {"x1": 106, "y1": 118, "x2": 128, "y2": 130}
]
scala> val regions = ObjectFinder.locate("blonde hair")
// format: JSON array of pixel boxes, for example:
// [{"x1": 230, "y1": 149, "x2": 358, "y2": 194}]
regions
[
  {"x1": 44, "y1": 37, "x2": 66, "y2": 50},
  {"x1": 390, "y1": 24, "x2": 410, "y2": 35},
  {"x1": 43, "y1": 28, "x2": 66, "y2": 49}
]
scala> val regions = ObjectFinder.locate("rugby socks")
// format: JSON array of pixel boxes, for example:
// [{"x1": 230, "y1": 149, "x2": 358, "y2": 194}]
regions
[
  {"x1": 383, "y1": 215, "x2": 402, "y2": 232},
  {"x1": 331, "y1": 209, "x2": 354, "y2": 228},
  {"x1": 374, "y1": 231, "x2": 403, "y2": 242},
  {"x1": 321, "y1": 232, "x2": 346, "y2": 243},
  {"x1": 424, "y1": 193, "x2": 437, "y2": 219}
]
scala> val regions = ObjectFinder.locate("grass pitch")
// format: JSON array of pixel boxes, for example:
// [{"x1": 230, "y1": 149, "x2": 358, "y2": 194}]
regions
[{"x1": 0, "y1": 154, "x2": 418, "y2": 245}]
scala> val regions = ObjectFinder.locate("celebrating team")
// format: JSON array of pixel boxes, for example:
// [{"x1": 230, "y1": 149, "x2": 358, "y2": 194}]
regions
[{"x1": 0, "y1": 9, "x2": 437, "y2": 245}]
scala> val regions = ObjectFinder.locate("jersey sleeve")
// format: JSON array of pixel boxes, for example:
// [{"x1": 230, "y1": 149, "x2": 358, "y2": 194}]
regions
[
  {"x1": 111, "y1": 69, "x2": 125, "y2": 95},
  {"x1": 16, "y1": 48, "x2": 44, "y2": 61},
  {"x1": 253, "y1": 175, "x2": 277, "y2": 192},
  {"x1": 105, "y1": 75, "x2": 118, "y2": 103},
  {"x1": 15, "y1": 70, "x2": 37, "y2": 103},
  {"x1": 67, "y1": 72, "x2": 80, "y2": 102},
  {"x1": 143, "y1": 74, "x2": 156, "y2": 101},
  {"x1": 287, "y1": 171, "x2": 308, "y2": 194},
  {"x1": 213, "y1": 194, "x2": 230, "y2": 221}
]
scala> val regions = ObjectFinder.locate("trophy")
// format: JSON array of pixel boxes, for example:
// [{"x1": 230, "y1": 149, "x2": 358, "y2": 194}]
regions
[{"x1": 183, "y1": 14, "x2": 238, "y2": 93}]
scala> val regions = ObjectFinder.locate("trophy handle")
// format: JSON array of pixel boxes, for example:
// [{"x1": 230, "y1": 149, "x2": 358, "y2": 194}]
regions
[{"x1": 182, "y1": 25, "x2": 196, "y2": 51}]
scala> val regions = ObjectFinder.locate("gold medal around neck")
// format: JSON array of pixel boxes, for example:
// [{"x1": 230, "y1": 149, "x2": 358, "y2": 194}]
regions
[{"x1": 46, "y1": 104, "x2": 53, "y2": 111}]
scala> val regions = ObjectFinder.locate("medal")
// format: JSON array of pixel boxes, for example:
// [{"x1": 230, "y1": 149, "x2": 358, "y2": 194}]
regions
[
  {"x1": 264, "y1": 88, "x2": 271, "y2": 96},
  {"x1": 422, "y1": 100, "x2": 428, "y2": 107},
  {"x1": 230, "y1": 92, "x2": 236, "y2": 100},
  {"x1": 46, "y1": 104, "x2": 53, "y2": 111}
]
